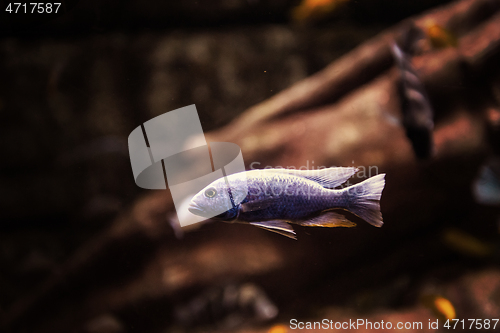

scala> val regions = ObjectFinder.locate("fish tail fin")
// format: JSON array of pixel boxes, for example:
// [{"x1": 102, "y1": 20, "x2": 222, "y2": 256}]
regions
[{"x1": 346, "y1": 174, "x2": 386, "y2": 227}]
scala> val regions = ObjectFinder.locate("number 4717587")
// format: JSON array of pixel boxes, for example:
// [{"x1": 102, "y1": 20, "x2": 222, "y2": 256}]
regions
[
  {"x1": 5, "y1": 3, "x2": 62, "y2": 14},
  {"x1": 444, "y1": 319, "x2": 498, "y2": 330}
]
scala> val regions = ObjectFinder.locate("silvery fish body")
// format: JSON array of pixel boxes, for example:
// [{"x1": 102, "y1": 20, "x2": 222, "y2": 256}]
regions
[{"x1": 189, "y1": 167, "x2": 385, "y2": 239}]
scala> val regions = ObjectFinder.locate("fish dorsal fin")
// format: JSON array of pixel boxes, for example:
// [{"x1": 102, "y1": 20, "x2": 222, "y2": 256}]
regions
[
  {"x1": 249, "y1": 220, "x2": 297, "y2": 240},
  {"x1": 276, "y1": 167, "x2": 358, "y2": 188},
  {"x1": 299, "y1": 211, "x2": 357, "y2": 228}
]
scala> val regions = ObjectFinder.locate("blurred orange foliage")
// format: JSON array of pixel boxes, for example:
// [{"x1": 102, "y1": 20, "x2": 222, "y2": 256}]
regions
[
  {"x1": 425, "y1": 20, "x2": 458, "y2": 48},
  {"x1": 422, "y1": 294, "x2": 456, "y2": 321},
  {"x1": 291, "y1": 0, "x2": 349, "y2": 23},
  {"x1": 268, "y1": 324, "x2": 289, "y2": 333}
]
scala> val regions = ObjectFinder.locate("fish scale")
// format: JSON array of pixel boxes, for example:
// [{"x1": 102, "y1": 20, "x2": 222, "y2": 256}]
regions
[{"x1": 240, "y1": 174, "x2": 347, "y2": 221}]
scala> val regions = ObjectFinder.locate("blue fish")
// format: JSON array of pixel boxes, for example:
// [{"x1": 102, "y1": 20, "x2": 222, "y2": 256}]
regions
[
  {"x1": 473, "y1": 158, "x2": 500, "y2": 206},
  {"x1": 188, "y1": 167, "x2": 386, "y2": 239}
]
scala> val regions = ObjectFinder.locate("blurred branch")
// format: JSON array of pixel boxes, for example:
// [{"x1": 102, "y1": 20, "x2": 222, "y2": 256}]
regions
[{"x1": 213, "y1": 0, "x2": 499, "y2": 140}]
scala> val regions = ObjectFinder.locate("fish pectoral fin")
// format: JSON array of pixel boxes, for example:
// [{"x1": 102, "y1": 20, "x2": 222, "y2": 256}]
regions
[
  {"x1": 299, "y1": 211, "x2": 357, "y2": 228},
  {"x1": 249, "y1": 220, "x2": 297, "y2": 240},
  {"x1": 240, "y1": 199, "x2": 277, "y2": 213},
  {"x1": 278, "y1": 167, "x2": 358, "y2": 188}
]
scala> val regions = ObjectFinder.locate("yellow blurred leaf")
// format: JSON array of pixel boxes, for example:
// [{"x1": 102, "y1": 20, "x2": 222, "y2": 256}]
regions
[
  {"x1": 425, "y1": 20, "x2": 458, "y2": 49},
  {"x1": 268, "y1": 324, "x2": 288, "y2": 333},
  {"x1": 434, "y1": 296, "x2": 456, "y2": 320},
  {"x1": 291, "y1": 0, "x2": 349, "y2": 24},
  {"x1": 443, "y1": 228, "x2": 494, "y2": 257},
  {"x1": 421, "y1": 294, "x2": 456, "y2": 321}
]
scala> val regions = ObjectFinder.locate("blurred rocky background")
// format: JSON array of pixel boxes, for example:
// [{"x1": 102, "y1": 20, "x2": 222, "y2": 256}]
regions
[{"x1": 1, "y1": 0, "x2": 500, "y2": 332}]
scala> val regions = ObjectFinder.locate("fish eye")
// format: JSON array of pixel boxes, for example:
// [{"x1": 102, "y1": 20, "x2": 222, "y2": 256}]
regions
[{"x1": 204, "y1": 187, "x2": 217, "y2": 198}]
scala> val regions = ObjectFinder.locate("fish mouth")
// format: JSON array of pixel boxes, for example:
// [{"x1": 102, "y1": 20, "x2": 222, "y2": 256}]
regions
[{"x1": 188, "y1": 202, "x2": 205, "y2": 216}]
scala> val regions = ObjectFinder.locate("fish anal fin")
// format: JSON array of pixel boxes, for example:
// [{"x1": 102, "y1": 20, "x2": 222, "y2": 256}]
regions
[
  {"x1": 249, "y1": 220, "x2": 297, "y2": 240},
  {"x1": 299, "y1": 211, "x2": 357, "y2": 228}
]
